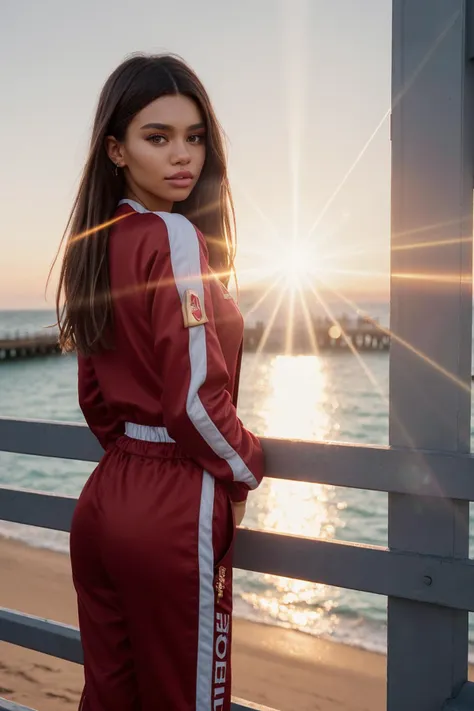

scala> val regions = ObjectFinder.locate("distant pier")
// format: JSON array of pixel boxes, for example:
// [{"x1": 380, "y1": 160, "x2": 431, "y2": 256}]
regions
[
  {"x1": 0, "y1": 318, "x2": 390, "y2": 363},
  {"x1": 243, "y1": 317, "x2": 390, "y2": 354},
  {"x1": 0, "y1": 332, "x2": 60, "y2": 362}
]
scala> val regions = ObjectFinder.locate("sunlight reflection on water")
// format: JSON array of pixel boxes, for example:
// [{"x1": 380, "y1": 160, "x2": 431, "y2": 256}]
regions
[{"x1": 240, "y1": 354, "x2": 346, "y2": 637}]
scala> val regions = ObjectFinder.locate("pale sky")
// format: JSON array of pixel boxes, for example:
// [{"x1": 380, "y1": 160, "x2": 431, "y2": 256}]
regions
[{"x1": 0, "y1": 0, "x2": 392, "y2": 309}]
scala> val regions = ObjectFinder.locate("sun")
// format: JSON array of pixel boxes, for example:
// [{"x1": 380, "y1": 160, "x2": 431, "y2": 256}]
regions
[
  {"x1": 282, "y1": 244, "x2": 312, "y2": 289},
  {"x1": 236, "y1": 236, "x2": 324, "y2": 293}
]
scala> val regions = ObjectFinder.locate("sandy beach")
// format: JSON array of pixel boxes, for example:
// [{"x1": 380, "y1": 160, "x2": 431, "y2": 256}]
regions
[{"x1": 0, "y1": 534, "x2": 442, "y2": 711}]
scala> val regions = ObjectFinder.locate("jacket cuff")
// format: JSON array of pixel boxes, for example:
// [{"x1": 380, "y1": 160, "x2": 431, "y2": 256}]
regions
[{"x1": 228, "y1": 483, "x2": 249, "y2": 503}]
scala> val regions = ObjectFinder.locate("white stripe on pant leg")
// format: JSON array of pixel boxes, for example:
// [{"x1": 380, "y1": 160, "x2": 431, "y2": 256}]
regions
[{"x1": 196, "y1": 471, "x2": 215, "y2": 711}]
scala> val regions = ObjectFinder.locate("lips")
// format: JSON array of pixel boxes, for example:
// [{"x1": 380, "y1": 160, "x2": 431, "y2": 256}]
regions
[
  {"x1": 165, "y1": 170, "x2": 194, "y2": 189},
  {"x1": 166, "y1": 170, "x2": 194, "y2": 180}
]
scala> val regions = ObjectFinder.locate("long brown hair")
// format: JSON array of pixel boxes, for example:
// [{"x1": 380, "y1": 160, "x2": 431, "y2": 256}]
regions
[{"x1": 51, "y1": 53, "x2": 236, "y2": 356}]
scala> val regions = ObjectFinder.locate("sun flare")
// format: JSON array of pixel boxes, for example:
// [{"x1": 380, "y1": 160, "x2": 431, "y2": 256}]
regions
[
  {"x1": 287, "y1": 248, "x2": 310, "y2": 287},
  {"x1": 273, "y1": 244, "x2": 314, "y2": 289}
]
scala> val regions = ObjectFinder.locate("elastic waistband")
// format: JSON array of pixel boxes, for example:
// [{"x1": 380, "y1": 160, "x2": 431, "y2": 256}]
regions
[{"x1": 125, "y1": 423, "x2": 176, "y2": 444}]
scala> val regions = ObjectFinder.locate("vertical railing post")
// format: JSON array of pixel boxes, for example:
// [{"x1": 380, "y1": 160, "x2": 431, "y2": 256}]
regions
[{"x1": 389, "y1": 1, "x2": 474, "y2": 709}]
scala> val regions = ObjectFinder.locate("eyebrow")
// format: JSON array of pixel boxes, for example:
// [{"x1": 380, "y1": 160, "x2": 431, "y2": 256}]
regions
[{"x1": 140, "y1": 122, "x2": 205, "y2": 131}]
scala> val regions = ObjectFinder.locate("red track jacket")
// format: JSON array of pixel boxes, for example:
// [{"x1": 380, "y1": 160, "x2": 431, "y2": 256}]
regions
[{"x1": 78, "y1": 200, "x2": 264, "y2": 502}]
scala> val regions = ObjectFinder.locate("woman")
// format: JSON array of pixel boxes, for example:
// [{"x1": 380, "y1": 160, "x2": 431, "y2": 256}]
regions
[{"x1": 55, "y1": 53, "x2": 265, "y2": 711}]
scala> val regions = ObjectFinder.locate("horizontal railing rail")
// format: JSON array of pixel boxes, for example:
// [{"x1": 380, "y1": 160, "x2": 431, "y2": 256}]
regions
[
  {"x1": 0, "y1": 697, "x2": 277, "y2": 711},
  {"x1": 1, "y1": 486, "x2": 474, "y2": 610},
  {"x1": 0, "y1": 699, "x2": 40, "y2": 711},
  {"x1": 3, "y1": 417, "x2": 474, "y2": 499}
]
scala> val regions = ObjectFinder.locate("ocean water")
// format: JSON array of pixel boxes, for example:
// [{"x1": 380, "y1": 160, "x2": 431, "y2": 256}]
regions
[{"x1": 0, "y1": 308, "x2": 472, "y2": 659}]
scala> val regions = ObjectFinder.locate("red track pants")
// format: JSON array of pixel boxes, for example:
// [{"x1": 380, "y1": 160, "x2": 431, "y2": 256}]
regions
[{"x1": 70, "y1": 433, "x2": 235, "y2": 711}]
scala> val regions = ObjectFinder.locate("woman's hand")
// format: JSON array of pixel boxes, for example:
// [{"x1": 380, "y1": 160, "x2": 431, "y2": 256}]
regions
[{"x1": 232, "y1": 501, "x2": 247, "y2": 527}]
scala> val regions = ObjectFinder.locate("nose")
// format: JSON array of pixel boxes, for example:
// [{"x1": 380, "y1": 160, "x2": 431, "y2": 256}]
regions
[{"x1": 170, "y1": 139, "x2": 191, "y2": 165}]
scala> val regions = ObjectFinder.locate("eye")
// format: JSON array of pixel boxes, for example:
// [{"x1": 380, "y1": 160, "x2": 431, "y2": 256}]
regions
[
  {"x1": 147, "y1": 134, "x2": 167, "y2": 145},
  {"x1": 188, "y1": 134, "x2": 205, "y2": 144}
]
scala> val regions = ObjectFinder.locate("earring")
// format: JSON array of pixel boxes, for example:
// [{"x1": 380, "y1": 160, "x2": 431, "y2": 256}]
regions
[{"x1": 114, "y1": 163, "x2": 120, "y2": 177}]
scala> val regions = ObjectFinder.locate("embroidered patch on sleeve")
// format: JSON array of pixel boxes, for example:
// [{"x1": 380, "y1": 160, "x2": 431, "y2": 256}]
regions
[{"x1": 182, "y1": 289, "x2": 209, "y2": 328}]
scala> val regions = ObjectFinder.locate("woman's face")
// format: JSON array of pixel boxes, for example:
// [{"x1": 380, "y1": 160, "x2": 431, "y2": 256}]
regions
[{"x1": 107, "y1": 94, "x2": 206, "y2": 212}]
